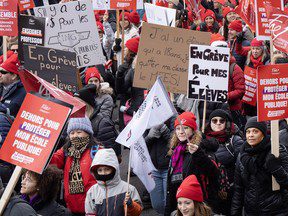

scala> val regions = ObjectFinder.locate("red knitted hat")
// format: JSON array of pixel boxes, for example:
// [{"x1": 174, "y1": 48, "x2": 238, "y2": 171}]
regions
[
  {"x1": 201, "y1": 9, "x2": 215, "y2": 21},
  {"x1": 210, "y1": 33, "x2": 228, "y2": 47},
  {"x1": 174, "y1": 112, "x2": 197, "y2": 131},
  {"x1": 176, "y1": 175, "x2": 204, "y2": 202},
  {"x1": 125, "y1": 37, "x2": 140, "y2": 53},
  {"x1": 85, "y1": 67, "x2": 101, "y2": 84},
  {"x1": 119, "y1": 12, "x2": 131, "y2": 22},
  {"x1": 96, "y1": 21, "x2": 104, "y2": 32},
  {"x1": 222, "y1": 6, "x2": 235, "y2": 18},
  {"x1": 129, "y1": 10, "x2": 140, "y2": 25},
  {"x1": 251, "y1": 38, "x2": 264, "y2": 47},
  {"x1": 228, "y1": 20, "x2": 242, "y2": 32},
  {"x1": 0, "y1": 53, "x2": 20, "y2": 75}
]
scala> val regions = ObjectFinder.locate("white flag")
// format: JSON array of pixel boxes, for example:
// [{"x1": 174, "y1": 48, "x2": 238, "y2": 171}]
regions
[
  {"x1": 131, "y1": 137, "x2": 156, "y2": 192},
  {"x1": 116, "y1": 77, "x2": 177, "y2": 147}
]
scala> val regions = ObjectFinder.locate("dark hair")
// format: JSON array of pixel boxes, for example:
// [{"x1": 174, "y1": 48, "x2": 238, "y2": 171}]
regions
[{"x1": 177, "y1": 201, "x2": 212, "y2": 216}]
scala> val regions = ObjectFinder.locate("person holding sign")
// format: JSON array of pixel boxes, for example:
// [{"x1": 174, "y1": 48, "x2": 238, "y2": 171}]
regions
[{"x1": 231, "y1": 117, "x2": 288, "y2": 216}]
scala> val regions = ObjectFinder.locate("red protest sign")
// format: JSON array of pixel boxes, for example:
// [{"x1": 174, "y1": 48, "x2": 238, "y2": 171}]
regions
[
  {"x1": 254, "y1": 0, "x2": 283, "y2": 40},
  {"x1": 235, "y1": 0, "x2": 256, "y2": 32},
  {"x1": 0, "y1": 93, "x2": 71, "y2": 174},
  {"x1": 110, "y1": 0, "x2": 136, "y2": 10},
  {"x1": 257, "y1": 64, "x2": 288, "y2": 121},
  {"x1": 0, "y1": 0, "x2": 18, "y2": 36},
  {"x1": 242, "y1": 66, "x2": 257, "y2": 106},
  {"x1": 19, "y1": 0, "x2": 35, "y2": 11}
]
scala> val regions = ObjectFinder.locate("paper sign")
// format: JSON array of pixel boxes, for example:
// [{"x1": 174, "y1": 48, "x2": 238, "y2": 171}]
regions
[
  {"x1": 19, "y1": 0, "x2": 35, "y2": 11},
  {"x1": 24, "y1": 45, "x2": 79, "y2": 93},
  {"x1": 110, "y1": 0, "x2": 136, "y2": 10},
  {"x1": 0, "y1": 93, "x2": 71, "y2": 174},
  {"x1": 133, "y1": 23, "x2": 211, "y2": 94},
  {"x1": 93, "y1": 0, "x2": 143, "y2": 10},
  {"x1": 257, "y1": 64, "x2": 288, "y2": 121},
  {"x1": 242, "y1": 66, "x2": 257, "y2": 106},
  {"x1": 0, "y1": 0, "x2": 18, "y2": 36},
  {"x1": 187, "y1": 44, "x2": 230, "y2": 103},
  {"x1": 34, "y1": 0, "x2": 105, "y2": 68}
]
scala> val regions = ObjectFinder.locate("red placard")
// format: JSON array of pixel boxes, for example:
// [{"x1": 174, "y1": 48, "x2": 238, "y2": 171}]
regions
[
  {"x1": 110, "y1": 0, "x2": 136, "y2": 10},
  {"x1": 0, "y1": 0, "x2": 18, "y2": 36},
  {"x1": 19, "y1": 0, "x2": 35, "y2": 11},
  {"x1": 0, "y1": 93, "x2": 71, "y2": 174},
  {"x1": 242, "y1": 66, "x2": 257, "y2": 106},
  {"x1": 235, "y1": 0, "x2": 256, "y2": 32},
  {"x1": 257, "y1": 64, "x2": 288, "y2": 121},
  {"x1": 254, "y1": 0, "x2": 283, "y2": 40}
]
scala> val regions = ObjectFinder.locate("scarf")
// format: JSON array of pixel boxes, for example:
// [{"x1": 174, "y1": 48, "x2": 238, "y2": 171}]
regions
[
  {"x1": 67, "y1": 136, "x2": 90, "y2": 194},
  {"x1": 21, "y1": 194, "x2": 42, "y2": 208},
  {"x1": 250, "y1": 55, "x2": 264, "y2": 69},
  {"x1": 205, "y1": 123, "x2": 235, "y2": 143},
  {"x1": 171, "y1": 141, "x2": 187, "y2": 175}
]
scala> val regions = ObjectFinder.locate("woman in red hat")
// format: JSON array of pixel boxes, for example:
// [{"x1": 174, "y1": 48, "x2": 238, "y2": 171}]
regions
[
  {"x1": 197, "y1": 9, "x2": 220, "y2": 33},
  {"x1": 218, "y1": 6, "x2": 237, "y2": 40}
]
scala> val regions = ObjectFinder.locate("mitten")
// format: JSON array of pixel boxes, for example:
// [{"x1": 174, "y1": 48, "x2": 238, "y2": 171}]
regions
[{"x1": 266, "y1": 154, "x2": 281, "y2": 173}]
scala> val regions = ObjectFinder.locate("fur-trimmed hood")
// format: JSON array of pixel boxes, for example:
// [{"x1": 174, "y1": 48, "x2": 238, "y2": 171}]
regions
[{"x1": 98, "y1": 82, "x2": 113, "y2": 96}]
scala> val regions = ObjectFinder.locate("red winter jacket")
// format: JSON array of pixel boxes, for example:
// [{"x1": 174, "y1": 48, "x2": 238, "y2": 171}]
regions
[
  {"x1": 228, "y1": 57, "x2": 245, "y2": 111},
  {"x1": 50, "y1": 148, "x2": 96, "y2": 214}
]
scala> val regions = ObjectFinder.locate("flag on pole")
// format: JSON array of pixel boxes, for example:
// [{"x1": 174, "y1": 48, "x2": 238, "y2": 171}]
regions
[
  {"x1": 116, "y1": 77, "x2": 177, "y2": 147},
  {"x1": 131, "y1": 136, "x2": 156, "y2": 192}
]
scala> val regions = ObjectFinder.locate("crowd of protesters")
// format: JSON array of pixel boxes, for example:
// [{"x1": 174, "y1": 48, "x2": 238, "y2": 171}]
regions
[{"x1": 0, "y1": 0, "x2": 288, "y2": 215}]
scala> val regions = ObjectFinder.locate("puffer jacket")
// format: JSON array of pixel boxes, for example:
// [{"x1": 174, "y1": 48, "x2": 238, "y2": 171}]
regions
[
  {"x1": 85, "y1": 149, "x2": 142, "y2": 215},
  {"x1": 95, "y1": 86, "x2": 114, "y2": 118},
  {"x1": 3, "y1": 196, "x2": 38, "y2": 216},
  {"x1": 231, "y1": 143, "x2": 288, "y2": 216},
  {"x1": 0, "y1": 112, "x2": 13, "y2": 148}
]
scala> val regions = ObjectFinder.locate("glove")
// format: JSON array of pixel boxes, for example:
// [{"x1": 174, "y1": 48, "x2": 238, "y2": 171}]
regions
[
  {"x1": 266, "y1": 154, "x2": 281, "y2": 173},
  {"x1": 236, "y1": 32, "x2": 244, "y2": 44},
  {"x1": 147, "y1": 126, "x2": 162, "y2": 139},
  {"x1": 113, "y1": 38, "x2": 122, "y2": 52},
  {"x1": 117, "y1": 63, "x2": 129, "y2": 76},
  {"x1": 240, "y1": 152, "x2": 257, "y2": 174}
]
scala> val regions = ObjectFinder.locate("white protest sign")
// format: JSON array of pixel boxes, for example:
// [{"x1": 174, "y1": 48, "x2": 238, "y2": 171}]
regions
[
  {"x1": 188, "y1": 44, "x2": 230, "y2": 103},
  {"x1": 144, "y1": 3, "x2": 176, "y2": 27},
  {"x1": 34, "y1": 0, "x2": 105, "y2": 68}
]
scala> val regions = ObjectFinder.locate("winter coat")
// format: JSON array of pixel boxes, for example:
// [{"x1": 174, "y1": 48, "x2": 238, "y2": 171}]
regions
[
  {"x1": 229, "y1": 39, "x2": 250, "y2": 70},
  {"x1": 231, "y1": 140, "x2": 288, "y2": 216},
  {"x1": 0, "y1": 80, "x2": 26, "y2": 117},
  {"x1": 3, "y1": 196, "x2": 38, "y2": 216},
  {"x1": 280, "y1": 125, "x2": 288, "y2": 150},
  {"x1": 95, "y1": 86, "x2": 114, "y2": 118},
  {"x1": 50, "y1": 147, "x2": 97, "y2": 214},
  {"x1": 85, "y1": 149, "x2": 142, "y2": 215},
  {"x1": 0, "y1": 112, "x2": 13, "y2": 148}
]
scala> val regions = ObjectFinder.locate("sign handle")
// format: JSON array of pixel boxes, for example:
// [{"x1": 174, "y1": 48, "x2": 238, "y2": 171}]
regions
[
  {"x1": 3, "y1": 36, "x2": 7, "y2": 61},
  {"x1": 121, "y1": 10, "x2": 125, "y2": 64},
  {"x1": 0, "y1": 166, "x2": 23, "y2": 215},
  {"x1": 201, "y1": 99, "x2": 207, "y2": 133},
  {"x1": 124, "y1": 148, "x2": 132, "y2": 216},
  {"x1": 116, "y1": 10, "x2": 120, "y2": 39}
]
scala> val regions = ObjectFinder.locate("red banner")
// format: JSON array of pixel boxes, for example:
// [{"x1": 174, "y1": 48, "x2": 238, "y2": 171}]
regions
[
  {"x1": 0, "y1": 93, "x2": 71, "y2": 174},
  {"x1": 265, "y1": 5, "x2": 288, "y2": 54},
  {"x1": 0, "y1": 0, "x2": 18, "y2": 36},
  {"x1": 19, "y1": 70, "x2": 86, "y2": 118},
  {"x1": 254, "y1": 0, "x2": 283, "y2": 40},
  {"x1": 110, "y1": 0, "x2": 136, "y2": 10},
  {"x1": 257, "y1": 64, "x2": 288, "y2": 121},
  {"x1": 19, "y1": 0, "x2": 35, "y2": 11},
  {"x1": 235, "y1": 0, "x2": 256, "y2": 32},
  {"x1": 242, "y1": 66, "x2": 257, "y2": 106}
]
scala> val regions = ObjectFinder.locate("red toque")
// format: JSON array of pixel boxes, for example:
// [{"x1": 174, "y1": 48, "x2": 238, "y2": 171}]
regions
[
  {"x1": 96, "y1": 21, "x2": 104, "y2": 32},
  {"x1": 176, "y1": 175, "x2": 204, "y2": 202},
  {"x1": 0, "y1": 53, "x2": 20, "y2": 75},
  {"x1": 129, "y1": 10, "x2": 140, "y2": 25},
  {"x1": 210, "y1": 33, "x2": 225, "y2": 44},
  {"x1": 251, "y1": 38, "x2": 264, "y2": 47},
  {"x1": 222, "y1": 6, "x2": 235, "y2": 18},
  {"x1": 119, "y1": 12, "x2": 131, "y2": 22},
  {"x1": 174, "y1": 112, "x2": 197, "y2": 131},
  {"x1": 125, "y1": 37, "x2": 140, "y2": 53},
  {"x1": 201, "y1": 9, "x2": 215, "y2": 21},
  {"x1": 85, "y1": 67, "x2": 101, "y2": 84},
  {"x1": 228, "y1": 20, "x2": 242, "y2": 32}
]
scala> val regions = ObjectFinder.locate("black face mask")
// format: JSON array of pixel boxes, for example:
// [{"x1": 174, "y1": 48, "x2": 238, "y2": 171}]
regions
[{"x1": 95, "y1": 169, "x2": 116, "y2": 182}]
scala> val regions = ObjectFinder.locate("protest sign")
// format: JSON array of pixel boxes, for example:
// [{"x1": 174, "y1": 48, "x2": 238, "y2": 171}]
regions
[
  {"x1": 19, "y1": 0, "x2": 35, "y2": 11},
  {"x1": 0, "y1": 93, "x2": 71, "y2": 174},
  {"x1": 254, "y1": 0, "x2": 283, "y2": 40},
  {"x1": 187, "y1": 44, "x2": 230, "y2": 103},
  {"x1": 34, "y1": 0, "x2": 105, "y2": 68},
  {"x1": 257, "y1": 64, "x2": 288, "y2": 121},
  {"x1": 0, "y1": 0, "x2": 18, "y2": 36},
  {"x1": 235, "y1": 0, "x2": 256, "y2": 32},
  {"x1": 24, "y1": 45, "x2": 79, "y2": 93},
  {"x1": 133, "y1": 23, "x2": 210, "y2": 94},
  {"x1": 18, "y1": 15, "x2": 46, "y2": 63},
  {"x1": 93, "y1": 0, "x2": 143, "y2": 10},
  {"x1": 144, "y1": 3, "x2": 176, "y2": 27},
  {"x1": 242, "y1": 66, "x2": 257, "y2": 106},
  {"x1": 110, "y1": 0, "x2": 136, "y2": 10}
]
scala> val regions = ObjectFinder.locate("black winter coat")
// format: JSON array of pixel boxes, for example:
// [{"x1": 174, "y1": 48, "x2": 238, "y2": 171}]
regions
[{"x1": 3, "y1": 196, "x2": 37, "y2": 216}]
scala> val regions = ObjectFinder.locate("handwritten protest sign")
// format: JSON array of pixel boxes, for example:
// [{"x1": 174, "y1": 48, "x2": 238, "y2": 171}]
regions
[
  {"x1": 257, "y1": 64, "x2": 288, "y2": 121},
  {"x1": 24, "y1": 45, "x2": 79, "y2": 93},
  {"x1": 187, "y1": 44, "x2": 230, "y2": 103},
  {"x1": 242, "y1": 66, "x2": 257, "y2": 106},
  {"x1": 0, "y1": 0, "x2": 18, "y2": 36},
  {"x1": 19, "y1": 0, "x2": 35, "y2": 11},
  {"x1": 0, "y1": 93, "x2": 71, "y2": 174},
  {"x1": 144, "y1": 3, "x2": 176, "y2": 27},
  {"x1": 34, "y1": 0, "x2": 105, "y2": 68},
  {"x1": 18, "y1": 15, "x2": 46, "y2": 63},
  {"x1": 254, "y1": 0, "x2": 283, "y2": 40},
  {"x1": 133, "y1": 23, "x2": 210, "y2": 94}
]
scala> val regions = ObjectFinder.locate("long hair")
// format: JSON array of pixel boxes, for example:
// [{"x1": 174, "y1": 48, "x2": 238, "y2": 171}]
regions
[
  {"x1": 246, "y1": 48, "x2": 269, "y2": 67},
  {"x1": 176, "y1": 201, "x2": 212, "y2": 216}
]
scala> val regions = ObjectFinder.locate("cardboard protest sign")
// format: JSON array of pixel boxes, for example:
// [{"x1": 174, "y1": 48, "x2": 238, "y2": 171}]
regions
[
  {"x1": 24, "y1": 45, "x2": 79, "y2": 93},
  {"x1": 254, "y1": 0, "x2": 283, "y2": 40},
  {"x1": 133, "y1": 23, "x2": 211, "y2": 94},
  {"x1": 18, "y1": 15, "x2": 46, "y2": 63},
  {"x1": 144, "y1": 3, "x2": 176, "y2": 27},
  {"x1": 19, "y1": 0, "x2": 35, "y2": 11},
  {"x1": 34, "y1": 0, "x2": 105, "y2": 68},
  {"x1": 257, "y1": 64, "x2": 288, "y2": 121},
  {"x1": 235, "y1": 0, "x2": 256, "y2": 32},
  {"x1": 187, "y1": 44, "x2": 230, "y2": 103},
  {"x1": 242, "y1": 66, "x2": 257, "y2": 106},
  {"x1": 0, "y1": 93, "x2": 71, "y2": 174},
  {"x1": 0, "y1": 0, "x2": 18, "y2": 36}
]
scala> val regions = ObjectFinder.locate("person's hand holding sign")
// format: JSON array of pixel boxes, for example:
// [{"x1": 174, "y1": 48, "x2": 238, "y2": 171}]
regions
[{"x1": 187, "y1": 142, "x2": 199, "y2": 154}]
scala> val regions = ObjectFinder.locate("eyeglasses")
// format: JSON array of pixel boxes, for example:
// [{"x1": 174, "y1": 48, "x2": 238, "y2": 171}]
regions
[
  {"x1": 211, "y1": 118, "x2": 226, "y2": 124},
  {"x1": 0, "y1": 70, "x2": 9, "y2": 75}
]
